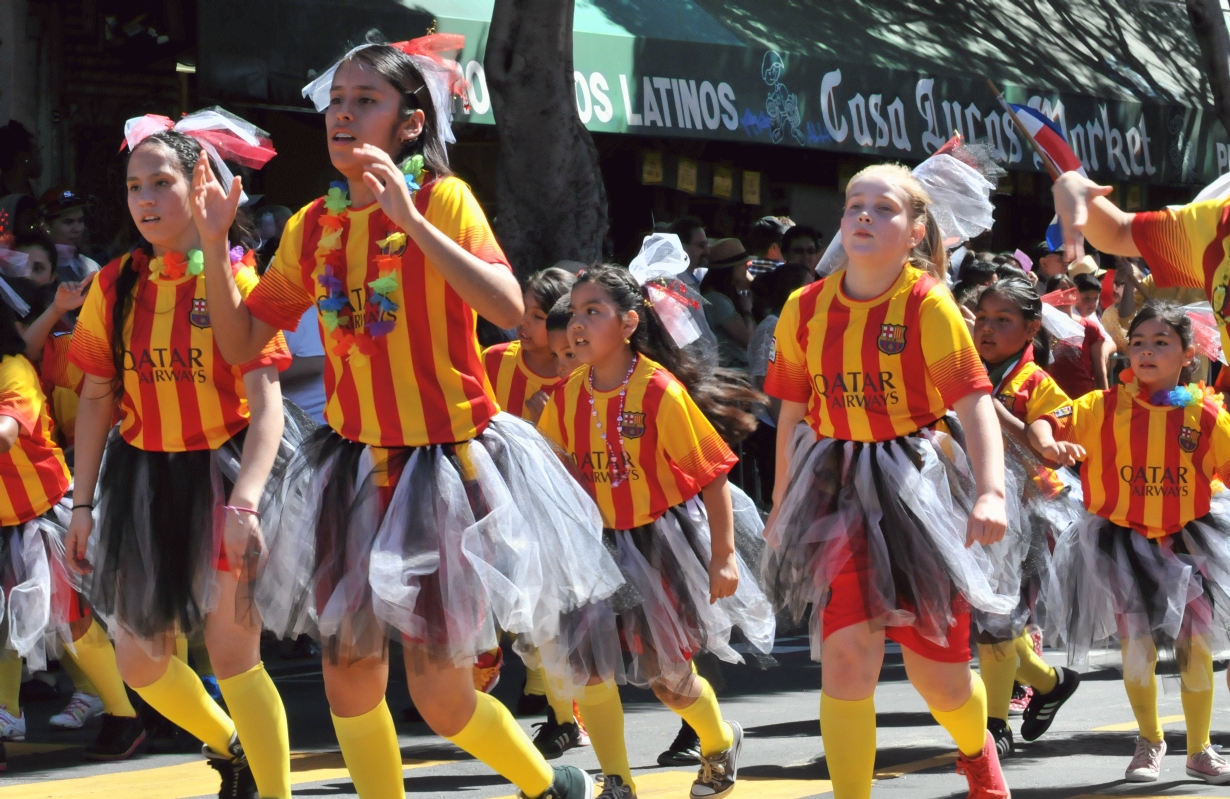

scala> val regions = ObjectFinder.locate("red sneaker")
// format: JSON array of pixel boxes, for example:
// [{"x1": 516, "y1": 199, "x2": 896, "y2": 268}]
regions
[
  {"x1": 956, "y1": 730, "x2": 1011, "y2": 798},
  {"x1": 472, "y1": 648, "x2": 504, "y2": 694}
]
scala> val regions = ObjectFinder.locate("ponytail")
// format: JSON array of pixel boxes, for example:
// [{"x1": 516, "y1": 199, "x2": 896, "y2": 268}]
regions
[{"x1": 573, "y1": 264, "x2": 762, "y2": 444}]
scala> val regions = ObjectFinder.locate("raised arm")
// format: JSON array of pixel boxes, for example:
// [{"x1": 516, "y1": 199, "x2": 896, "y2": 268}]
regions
[{"x1": 1053, "y1": 172, "x2": 1140, "y2": 262}]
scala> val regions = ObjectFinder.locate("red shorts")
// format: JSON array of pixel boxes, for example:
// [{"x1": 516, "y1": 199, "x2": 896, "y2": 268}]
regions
[{"x1": 821, "y1": 534, "x2": 971, "y2": 663}]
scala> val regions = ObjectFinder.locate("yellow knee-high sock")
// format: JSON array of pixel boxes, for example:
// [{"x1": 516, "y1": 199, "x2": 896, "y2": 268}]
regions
[
  {"x1": 0, "y1": 650, "x2": 21, "y2": 716},
  {"x1": 977, "y1": 641, "x2": 1018, "y2": 722},
  {"x1": 191, "y1": 641, "x2": 215, "y2": 679},
  {"x1": 1181, "y1": 642, "x2": 1215, "y2": 755},
  {"x1": 1013, "y1": 632, "x2": 1057, "y2": 693},
  {"x1": 929, "y1": 674, "x2": 988, "y2": 757},
  {"x1": 820, "y1": 693, "x2": 876, "y2": 799},
  {"x1": 544, "y1": 682, "x2": 573, "y2": 724},
  {"x1": 524, "y1": 666, "x2": 547, "y2": 697},
  {"x1": 133, "y1": 657, "x2": 234, "y2": 754},
  {"x1": 332, "y1": 699, "x2": 404, "y2": 799},
  {"x1": 577, "y1": 681, "x2": 633, "y2": 789},
  {"x1": 447, "y1": 692, "x2": 554, "y2": 798},
  {"x1": 68, "y1": 621, "x2": 135, "y2": 717},
  {"x1": 60, "y1": 649, "x2": 99, "y2": 697},
  {"x1": 1121, "y1": 639, "x2": 1162, "y2": 743},
  {"x1": 675, "y1": 677, "x2": 734, "y2": 757},
  {"x1": 219, "y1": 663, "x2": 290, "y2": 798}
]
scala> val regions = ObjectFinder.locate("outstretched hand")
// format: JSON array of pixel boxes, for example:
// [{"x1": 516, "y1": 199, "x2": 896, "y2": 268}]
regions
[
  {"x1": 190, "y1": 155, "x2": 242, "y2": 245},
  {"x1": 353, "y1": 144, "x2": 419, "y2": 231},
  {"x1": 1053, "y1": 172, "x2": 1114, "y2": 264}
]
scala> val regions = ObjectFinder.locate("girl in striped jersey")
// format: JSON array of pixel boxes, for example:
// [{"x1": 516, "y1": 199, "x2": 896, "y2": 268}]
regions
[
  {"x1": 762, "y1": 163, "x2": 1016, "y2": 799},
  {"x1": 970, "y1": 277, "x2": 1083, "y2": 758},
  {"x1": 0, "y1": 292, "x2": 81, "y2": 769},
  {"x1": 1032, "y1": 301, "x2": 1230, "y2": 784},
  {"x1": 538, "y1": 264, "x2": 775, "y2": 799},
  {"x1": 63, "y1": 114, "x2": 311, "y2": 798},
  {"x1": 195, "y1": 36, "x2": 618, "y2": 799},
  {"x1": 484, "y1": 268, "x2": 574, "y2": 425}
]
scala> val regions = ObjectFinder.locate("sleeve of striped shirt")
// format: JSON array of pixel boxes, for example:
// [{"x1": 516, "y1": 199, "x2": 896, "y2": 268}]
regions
[
  {"x1": 920, "y1": 291, "x2": 992, "y2": 406},
  {"x1": 245, "y1": 205, "x2": 316, "y2": 332},
  {"x1": 1213, "y1": 407, "x2": 1230, "y2": 483},
  {"x1": 1051, "y1": 390, "x2": 1098, "y2": 446},
  {"x1": 42, "y1": 332, "x2": 83, "y2": 391},
  {"x1": 0, "y1": 356, "x2": 42, "y2": 436},
  {"x1": 536, "y1": 391, "x2": 565, "y2": 448},
  {"x1": 233, "y1": 266, "x2": 293, "y2": 374},
  {"x1": 424, "y1": 177, "x2": 511, "y2": 270},
  {"x1": 658, "y1": 383, "x2": 737, "y2": 487},
  {"x1": 67, "y1": 264, "x2": 117, "y2": 378},
  {"x1": 1131, "y1": 200, "x2": 1225, "y2": 290},
  {"x1": 763, "y1": 290, "x2": 811, "y2": 403},
  {"x1": 1023, "y1": 373, "x2": 1072, "y2": 429}
]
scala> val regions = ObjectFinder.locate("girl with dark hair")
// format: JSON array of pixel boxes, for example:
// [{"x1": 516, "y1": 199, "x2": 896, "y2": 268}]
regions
[
  {"x1": 1032, "y1": 300, "x2": 1230, "y2": 784},
  {"x1": 1043, "y1": 273, "x2": 1112, "y2": 398},
  {"x1": 62, "y1": 110, "x2": 303, "y2": 798},
  {"x1": 194, "y1": 34, "x2": 618, "y2": 799},
  {"x1": 537, "y1": 264, "x2": 774, "y2": 799},
  {"x1": 970, "y1": 277, "x2": 1082, "y2": 757},
  {"x1": 763, "y1": 163, "x2": 1014, "y2": 798}
]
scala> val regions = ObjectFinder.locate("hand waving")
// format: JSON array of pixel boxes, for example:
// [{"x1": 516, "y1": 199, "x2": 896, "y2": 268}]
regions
[
  {"x1": 354, "y1": 144, "x2": 419, "y2": 231},
  {"x1": 190, "y1": 155, "x2": 242, "y2": 245}
]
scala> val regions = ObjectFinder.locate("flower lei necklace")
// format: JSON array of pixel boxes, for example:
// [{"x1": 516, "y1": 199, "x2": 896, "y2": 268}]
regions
[
  {"x1": 1119, "y1": 368, "x2": 1222, "y2": 408},
  {"x1": 147, "y1": 245, "x2": 248, "y2": 280},
  {"x1": 315, "y1": 155, "x2": 425, "y2": 362},
  {"x1": 588, "y1": 353, "x2": 639, "y2": 487}
]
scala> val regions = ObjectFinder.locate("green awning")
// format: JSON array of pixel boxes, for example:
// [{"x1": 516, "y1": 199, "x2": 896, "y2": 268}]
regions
[{"x1": 199, "y1": 0, "x2": 1228, "y2": 186}]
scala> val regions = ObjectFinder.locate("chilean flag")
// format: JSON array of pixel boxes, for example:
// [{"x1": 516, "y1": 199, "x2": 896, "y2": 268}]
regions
[{"x1": 1009, "y1": 104, "x2": 1086, "y2": 250}]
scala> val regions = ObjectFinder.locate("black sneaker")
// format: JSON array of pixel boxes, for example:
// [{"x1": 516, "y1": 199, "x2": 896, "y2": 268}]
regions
[
  {"x1": 597, "y1": 774, "x2": 634, "y2": 798},
  {"x1": 1020, "y1": 666, "x2": 1081, "y2": 742},
  {"x1": 988, "y1": 717, "x2": 1014, "y2": 759},
  {"x1": 532, "y1": 706, "x2": 581, "y2": 759},
  {"x1": 518, "y1": 690, "x2": 550, "y2": 717},
  {"x1": 521, "y1": 764, "x2": 595, "y2": 798},
  {"x1": 658, "y1": 720, "x2": 701, "y2": 766},
  {"x1": 85, "y1": 714, "x2": 147, "y2": 761},
  {"x1": 690, "y1": 721, "x2": 742, "y2": 799},
  {"x1": 204, "y1": 734, "x2": 258, "y2": 799}
]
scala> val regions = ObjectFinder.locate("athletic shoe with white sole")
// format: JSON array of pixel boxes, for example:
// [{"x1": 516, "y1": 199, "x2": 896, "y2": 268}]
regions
[
  {"x1": 1125, "y1": 736, "x2": 1166, "y2": 782},
  {"x1": 596, "y1": 774, "x2": 635, "y2": 798},
  {"x1": 50, "y1": 691, "x2": 104, "y2": 730},
  {"x1": 1020, "y1": 667, "x2": 1081, "y2": 742},
  {"x1": 690, "y1": 721, "x2": 742, "y2": 799},
  {"x1": 0, "y1": 706, "x2": 25, "y2": 741},
  {"x1": 522, "y1": 765, "x2": 595, "y2": 799},
  {"x1": 1187, "y1": 745, "x2": 1230, "y2": 784}
]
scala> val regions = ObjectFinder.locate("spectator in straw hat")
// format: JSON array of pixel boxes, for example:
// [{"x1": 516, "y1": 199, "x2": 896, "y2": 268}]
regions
[{"x1": 701, "y1": 238, "x2": 755, "y2": 370}]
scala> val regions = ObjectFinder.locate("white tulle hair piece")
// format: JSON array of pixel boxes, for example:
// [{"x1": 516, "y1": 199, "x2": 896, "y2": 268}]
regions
[{"x1": 627, "y1": 233, "x2": 704, "y2": 349}]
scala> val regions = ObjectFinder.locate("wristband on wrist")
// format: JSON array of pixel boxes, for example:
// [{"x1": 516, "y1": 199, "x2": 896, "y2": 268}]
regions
[
  {"x1": 72, "y1": 504, "x2": 93, "y2": 511},
  {"x1": 224, "y1": 505, "x2": 261, "y2": 520}
]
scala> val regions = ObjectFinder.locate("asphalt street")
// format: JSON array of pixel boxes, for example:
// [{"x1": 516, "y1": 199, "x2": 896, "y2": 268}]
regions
[{"x1": 6, "y1": 633, "x2": 1230, "y2": 798}]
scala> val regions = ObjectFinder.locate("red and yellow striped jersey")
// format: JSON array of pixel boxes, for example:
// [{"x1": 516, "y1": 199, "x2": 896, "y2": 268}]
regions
[
  {"x1": 0, "y1": 354, "x2": 70, "y2": 526},
  {"x1": 246, "y1": 176, "x2": 507, "y2": 448},
  {"x1": 68, "y1": 251, "x2": 291, "y2": 452},
  {"x1": 538, "y1": 355, "x2": 737, "y2": 529},
  {"x1": 482, "y1": 340, "x2": 560, "y2": 420},
  {"x1": 1132, "y1": 199, "x2": 1230, "y2": 359},
  {"x1": 39, "y1": 331, "x2": 82, "y2": 448},
  {"x1": 993, "y1": 345, "x2": 1072, "y2": 497},
  {"x1": 765, "y1": 265, "x2": 991, "y2": 442},
  {"x1": 1050, "y1": 384, "x2": 1230, "y2": 537}
]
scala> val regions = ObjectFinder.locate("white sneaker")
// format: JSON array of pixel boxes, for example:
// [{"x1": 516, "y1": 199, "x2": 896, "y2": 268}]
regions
[
  {"x1": 0, "y1": 706, "x2": 26, "y2": 741},
  {"x1": 1126, "y1": 735, "x2": 1166, "y2": 782},
  {"x1": 1188, "y1": 745, "x2": 1230, "y2": 784},
  {"x1": 50, "y1": 691, "x2": 104, "y2": 730}
]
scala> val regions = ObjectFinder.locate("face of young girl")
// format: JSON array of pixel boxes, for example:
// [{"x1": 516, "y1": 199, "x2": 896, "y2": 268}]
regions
[
  {"x1": 1128, "y1": 317, "x2": 1193, "y2": 392},
  {"x1": 568, "y1": 282, "x2": 635, "y2": 368},
  {"x1": 973, "y1": 293, "x2": 1036, "y2": 365},
  {"x1": 126, "y1": 143, "x2": 195, "y2": 254},
  {"x1": 840, "y1": 174, "x2": 922, "y2": 267},
  {"x1": 547, "y1": 329, "x2": 579, "y2": 379},
  {"x1": 326, "y1": 59, "x2": 418, "y2": 180},
  {"x1": 18, "y1": 245, "x2": 54, "y2": 286},
  {"x1": 518, "y1": 293, "x2": 550, "y2": 351}
]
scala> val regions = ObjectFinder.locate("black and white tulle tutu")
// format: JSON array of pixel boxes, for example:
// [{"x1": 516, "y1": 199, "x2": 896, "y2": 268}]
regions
[
  {"x1": 0, "y1": 497, "x2": 74, "y2": 671},
  {"x1": 554, "y1": 488, "x2": 776, "y2": 696},
  {"x1": 256, "y1": 412, "x2": 623, "y2": 675},
  {"x1": 973, "y1": 436, "x2": 1083, "y2": 643},
  {"x1": 762, "y1": 419, "x2": 1023, "y2": 660},
  {"x1": 85, "y1": 400, "x2": 317, "y2": 645},
  {"x1": 1044, "y1": 491, "x2": 1230, "y2": 690}
]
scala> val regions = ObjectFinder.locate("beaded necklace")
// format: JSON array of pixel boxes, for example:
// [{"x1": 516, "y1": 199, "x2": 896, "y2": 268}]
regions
[{"x1": 588, "y1": 353, "x2": 639, "y2": 487}]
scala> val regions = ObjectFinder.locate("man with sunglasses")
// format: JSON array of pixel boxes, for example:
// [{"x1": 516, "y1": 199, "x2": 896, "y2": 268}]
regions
[{"x1": 782, "y1": 224, "x2": 822, "y2": 274}]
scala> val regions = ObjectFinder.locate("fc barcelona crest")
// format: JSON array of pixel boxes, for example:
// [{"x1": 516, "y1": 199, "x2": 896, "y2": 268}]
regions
[
  {"x1": 1179, "y1": 426, "x2": 1201, "y2": 453},
  {"x1": 877, "y1": 324, "x2": 907, "y2": 355},
  {"x1": 619, "y1": 411, "x2": 646, "y2": 439},
  {"x1": 190, "y1": 297, "x2": 211, "y2": 328}
]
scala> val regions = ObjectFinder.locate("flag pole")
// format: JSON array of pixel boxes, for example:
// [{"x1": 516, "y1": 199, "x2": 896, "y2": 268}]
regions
[{"x1": 986, "y1": 78, "x2": 1062, "y2": 181}]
